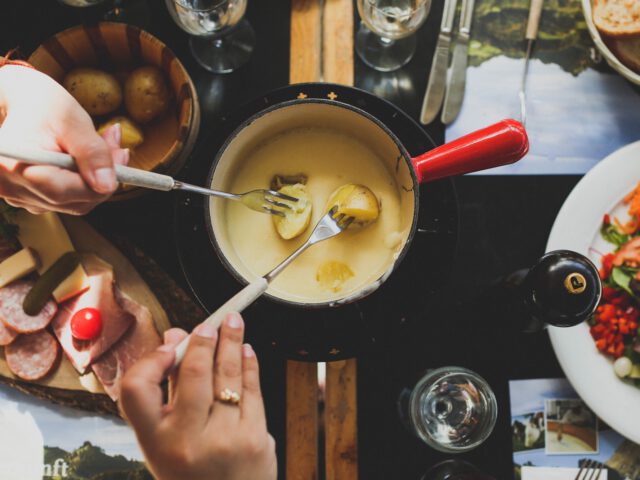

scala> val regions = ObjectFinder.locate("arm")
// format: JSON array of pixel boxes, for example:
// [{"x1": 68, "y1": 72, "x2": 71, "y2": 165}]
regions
[{"x1": 0, "y1": 64, "x2": 128, "y2": 215}]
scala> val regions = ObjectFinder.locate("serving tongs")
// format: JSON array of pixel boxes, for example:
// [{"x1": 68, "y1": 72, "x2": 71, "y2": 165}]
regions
[
  {"x1": 0, "y1": 144, "x2": 298, "y2": 217},
  {"x1": 172, "y1": 207, "x2": 355, "y2": 367}
]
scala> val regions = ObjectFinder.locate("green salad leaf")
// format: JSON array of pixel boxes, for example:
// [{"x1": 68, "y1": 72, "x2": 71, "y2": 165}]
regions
[
  {"x1": 601, "y1": 222, "x2": 630, "y2": 248},
  {"x1": 611, "y1": 267, "x2": 635, "y2": 295}
]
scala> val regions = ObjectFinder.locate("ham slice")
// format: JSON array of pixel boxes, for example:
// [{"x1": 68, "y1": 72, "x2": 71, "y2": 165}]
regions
[
  {"x1": 52, "y1": 256, "x2": 134, "y2": 374},
  {"x1": 92, "y1": 291, "x2": 161, "y2": 401}
]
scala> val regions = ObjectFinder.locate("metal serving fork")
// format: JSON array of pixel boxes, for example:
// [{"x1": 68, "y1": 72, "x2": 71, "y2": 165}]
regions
[
  {"x1": 172, "y1": 207, "x2": 354, "y2": 367},
  {"x1": 575, "y1": 459, "x2": 604, "y2": 480},
  {"x1": 0, "y1": 144, "x2": 297, "y2": 217}
]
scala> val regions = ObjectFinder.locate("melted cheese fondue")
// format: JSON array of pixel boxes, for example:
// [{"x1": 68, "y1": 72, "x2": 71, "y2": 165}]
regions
[{"x1": 218, "y1": 127, "x2": 407, "y2": 304}]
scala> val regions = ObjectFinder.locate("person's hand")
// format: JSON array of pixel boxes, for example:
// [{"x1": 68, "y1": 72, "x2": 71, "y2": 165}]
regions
[
  {"x1": 119, "y1": 313, "x2": 277, "y2": 480},
  {"x1": 0, "y1": 65, "x2": 128, "y2": 215}
]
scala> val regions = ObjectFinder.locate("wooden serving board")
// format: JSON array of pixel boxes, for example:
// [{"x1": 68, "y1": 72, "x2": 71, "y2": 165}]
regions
[{"x1": 0, "y1": 216, "x2": 202, "y2": 416}]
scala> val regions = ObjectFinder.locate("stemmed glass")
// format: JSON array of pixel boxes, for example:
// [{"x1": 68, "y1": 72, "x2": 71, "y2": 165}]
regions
[
  {"x1": 422, "y1": 460, "x2": 496, "y2": 480},
  {"x1": 57, "y1": 0, "x2": 150, "y2": 27},
  {"x1": 165, "y1": 0, "x2": 255, "y2": 74},
  {"x1": 356, "y1": 0, "x2": 432, "y2": 72},
  {"x1": 58, "y1": 0, "x2": 106, "y2": 5},
  {"x1": 398, "y1": 367, "x2": 498, "y2": 453}
]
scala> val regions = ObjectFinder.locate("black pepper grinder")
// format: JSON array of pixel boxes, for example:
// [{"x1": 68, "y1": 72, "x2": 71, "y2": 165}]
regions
[{"x1": 498, "y1": 250, "x2": 602, "y2": 333}]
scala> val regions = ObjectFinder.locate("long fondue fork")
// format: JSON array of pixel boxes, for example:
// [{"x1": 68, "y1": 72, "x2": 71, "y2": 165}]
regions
[
  {"x1": 172, "y1": 207, "x2": 354, "y2": 368},
  {"x1": 0, "y1": 144, "x2": 297, "y2": 217}
]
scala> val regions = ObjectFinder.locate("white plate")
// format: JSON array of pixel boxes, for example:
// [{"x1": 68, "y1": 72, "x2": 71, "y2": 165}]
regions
[
  {"x1": 582, "y1": 0, "x2": 640, "y2": 86},
  {"x1": 547, "y1": 141, "x2": 640, "y2": 443}
]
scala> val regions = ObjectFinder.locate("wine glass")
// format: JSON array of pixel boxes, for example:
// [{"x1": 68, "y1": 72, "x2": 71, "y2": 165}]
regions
[
  {"x1": 57, "y1": 0, "x2": 150, "y2": 28},
  {"x1": 422, "y1": 460, "x2": 496, "y2": 480},
  {"x1": 165, "y1": 0, "x2": 255, "y2": 74},
  {"x1": 58, "y1": 0, "x2": 105, "y2": 5},
  {"x1": 356, "y1": 0, "x2": 432, "y2": 72},
  {"x1": 398, "y1": 367, "x2": 498, "y2": 453}
]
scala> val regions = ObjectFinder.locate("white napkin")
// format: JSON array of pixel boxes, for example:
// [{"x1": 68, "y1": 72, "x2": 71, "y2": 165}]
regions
[{"x1": 522, "y1": 466, "x2": 608, "y2": 480}]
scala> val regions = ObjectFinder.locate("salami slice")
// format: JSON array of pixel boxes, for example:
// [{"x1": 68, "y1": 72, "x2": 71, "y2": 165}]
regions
[
  {"x1": 0, "y1": 280, "x2": 57, "y2": 333},
  {"x1": 5, "y1": 330, "x2": 59, "y2": 381},
  {"x1": 0, "y1": 320, "x2": 17, "y2": 346}
]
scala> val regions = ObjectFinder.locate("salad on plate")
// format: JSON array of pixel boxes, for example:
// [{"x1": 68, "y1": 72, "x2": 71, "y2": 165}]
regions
[{"x1": 592, "y1": 183, "x2": 640, "y2": 386}]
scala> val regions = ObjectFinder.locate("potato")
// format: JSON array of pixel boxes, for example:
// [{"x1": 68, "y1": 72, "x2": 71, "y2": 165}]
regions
[
  {"x1": 272, "y1": 183, "x2": 312, "y2": 240},
  {"x1": 98, "y1": 116, "x2": 144, "y2": 149},
  {"x1": 63, "y1": 68, "x2": 122, "y2": 116},
  {"x1": 325, "y1": 184, "x2": 380, "y2": 227},
  {"x1": 316, "y1": 261, "x2": 354, "y2": 292},
  {"x1": 124, "y1": 66, "x2": 171, "y2": 124}
]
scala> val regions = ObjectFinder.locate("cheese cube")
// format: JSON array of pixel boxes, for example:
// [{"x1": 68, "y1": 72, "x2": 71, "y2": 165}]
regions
[
  {"x1": 15, "y1": 211, "x2": 88, "y2": 302},
  {"x1": 0, "y1": 248, "x2": 39, "y2": 288}
]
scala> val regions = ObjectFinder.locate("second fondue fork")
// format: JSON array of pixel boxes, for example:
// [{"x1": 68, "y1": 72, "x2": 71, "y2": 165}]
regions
[
  {"x1": 172, "y1": 207, "x2": 355, "y2": 367},
  {"x1": 0, "y1": 144, "x2": 298, "y2": 217}
]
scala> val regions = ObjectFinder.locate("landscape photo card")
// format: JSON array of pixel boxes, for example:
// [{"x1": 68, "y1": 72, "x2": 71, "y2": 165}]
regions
[
  {"x1": 0, "y1": 384, "x2": 150, "y2": 480},
  {"x1": 445, "y1": 0, "x2": 640, "y2": 175}
]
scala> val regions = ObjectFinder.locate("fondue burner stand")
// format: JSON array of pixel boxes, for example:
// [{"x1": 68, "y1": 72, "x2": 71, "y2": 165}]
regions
[{"x1": 174, "y1": 83, "x2": 458, "y2": 361}]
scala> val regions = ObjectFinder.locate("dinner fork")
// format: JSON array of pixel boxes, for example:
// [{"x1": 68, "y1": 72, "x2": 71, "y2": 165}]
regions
[
  {"x1": 0, "y1": 143, "x2": 297, "y2": 217},
  {"x1": 172, "y1": 207, "x2": 354, "y2": 367},
  {"x1": 575, "y1": 459, "x2": 604, "y2": 480}
]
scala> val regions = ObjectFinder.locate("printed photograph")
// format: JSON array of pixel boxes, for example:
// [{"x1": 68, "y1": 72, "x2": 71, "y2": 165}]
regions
[
  {"x1": 512, "y1": 412, "x2": 546, "y2": 452},
  {"x1": 0, "y1": 385, "x2": 149, "y2": 480},
  {"x1": 446, "y1": 0, "x2": 640, "y2": 175},
  {"x1": 545, "y1": 399, "x2": 599, "y2": 455}
]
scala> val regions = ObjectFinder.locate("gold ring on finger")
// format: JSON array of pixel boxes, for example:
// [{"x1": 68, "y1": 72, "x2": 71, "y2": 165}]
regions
[{"x1": 217, "y1": 388, "x2": 241, "y2": 406}]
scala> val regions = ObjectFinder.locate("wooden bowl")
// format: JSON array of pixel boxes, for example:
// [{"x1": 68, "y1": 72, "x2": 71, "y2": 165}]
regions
[{"x1": 28, "y1": 22, "x2": 200, "y2": 200}]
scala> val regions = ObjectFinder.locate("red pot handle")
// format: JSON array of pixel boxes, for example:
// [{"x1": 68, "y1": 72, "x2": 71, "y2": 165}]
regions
[{"x1": 411, "y1": 119, "x2": 529, "y2": 183}]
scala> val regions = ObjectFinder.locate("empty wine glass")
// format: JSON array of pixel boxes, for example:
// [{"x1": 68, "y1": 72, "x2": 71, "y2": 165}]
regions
[
  {"x1": 398, "y1": 367, "x2": 498, "y2": 453},
  {"x1": 422, "y1": 460, "x2": 496, "y2": 480},
  {"x1": 57, "y1": 0, "x2": 150, "y2": 28},
  {"x1": 165, "y1": 0, "x2": 255, "y2": 74},
  {"x1": 356, "y1": 0, "x2": 432, "y2": 72},
  {"x1": 58, "y1": 0, "x2": 106, "y2": 5}
]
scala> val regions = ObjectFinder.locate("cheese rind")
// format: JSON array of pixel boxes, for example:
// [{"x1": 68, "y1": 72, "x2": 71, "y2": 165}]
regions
[
  {"x1": 15, "y1": 212, "x2": 88, "y2": 302},
  {"x1": 0, "y1": 248, "x2": 39, "y2": 288}
]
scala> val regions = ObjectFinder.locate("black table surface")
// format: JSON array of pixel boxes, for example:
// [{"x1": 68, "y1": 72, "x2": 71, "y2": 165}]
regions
[{"x1": 2, "y1": 2, "x2": 584, "y2": 479}]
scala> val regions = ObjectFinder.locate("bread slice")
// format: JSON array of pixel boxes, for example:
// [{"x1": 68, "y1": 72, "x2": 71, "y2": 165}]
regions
[
  {"x1": 593, "y1": 0, "x2": 640, "y2": 37},
  {"x1": 605, "y1": 34, "x2": 640, "y2": 73}
]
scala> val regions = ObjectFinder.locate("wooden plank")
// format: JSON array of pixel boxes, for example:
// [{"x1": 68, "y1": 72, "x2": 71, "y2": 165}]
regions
[
  {"x1": 286, "y1": 360, "x2": 319, "y2": 480},
  {"x1": 323, "y1": 1, "x2": 358, "y2": 478},
  {"x1": 325, "y1": 360, "x2": 358, "y2": 480},
  {"x1": 322, "y1": 0, "x2": 354, "y2": 85},
  {"x1": 290, "y1": 0, "x2": 322, "y2": 83},
  {"x1": 287, "y1": 1, "x2": 322, "y2": 478}
]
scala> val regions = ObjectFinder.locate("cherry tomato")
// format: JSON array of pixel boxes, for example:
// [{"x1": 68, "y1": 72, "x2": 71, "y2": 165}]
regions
[{"x1": 71, "y1": 308, "x2": 102, "y2": 341}]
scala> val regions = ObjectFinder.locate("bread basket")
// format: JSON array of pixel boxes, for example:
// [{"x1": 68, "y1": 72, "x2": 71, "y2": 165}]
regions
[{"x1": 582, "y1": 0, "x2": 640, "y2": 86}]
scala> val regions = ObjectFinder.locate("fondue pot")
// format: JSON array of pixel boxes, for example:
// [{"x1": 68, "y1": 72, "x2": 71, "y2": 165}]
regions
[{"x1": 205, "y1": 96, "x2": 528, "y2": 308}]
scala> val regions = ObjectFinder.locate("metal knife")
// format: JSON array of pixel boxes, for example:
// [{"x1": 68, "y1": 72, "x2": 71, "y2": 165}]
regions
[
  {"x1": 420, "y1": 0, "x2": 458, "y2": 125},
  {"x1": 441, "y1": 0, "x2": 475, "y2": 125}
]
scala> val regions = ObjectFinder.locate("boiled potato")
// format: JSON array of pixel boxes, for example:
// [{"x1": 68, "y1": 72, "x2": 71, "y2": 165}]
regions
[
  {"x1": 124, "y1": 66, "x2": 171, "y2": 124},
  {"x1": 63, "y1": 68, "x2": 122, "y2": 116},
  {"x1": 270, "y1": 173, "x2": 308, "y2": 191},
  {"x1": 272, "y1": 184, "x2": 312, "y2": 240},
  {"x1": 316, "y1": 261, "x2": 354, "y2": 292},
  {"x1": 325, "y1": 183, "x2": 380, "y2": 227},
  {"x1": 98, "y1": 116, "x2": 144, "y2": 149}
]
